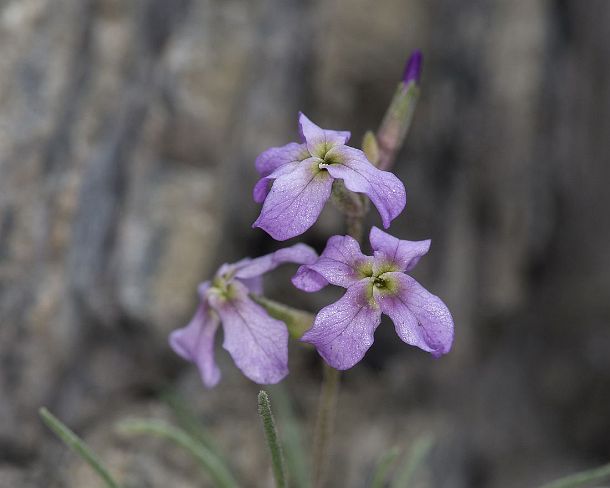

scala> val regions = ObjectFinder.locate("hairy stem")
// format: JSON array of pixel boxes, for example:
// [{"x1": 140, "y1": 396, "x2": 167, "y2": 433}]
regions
[{"x1": 258, "y1": 391, "x2": 288, "y2": 488}]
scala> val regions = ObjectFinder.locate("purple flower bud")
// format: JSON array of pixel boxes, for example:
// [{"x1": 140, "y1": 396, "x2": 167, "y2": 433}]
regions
[{"x1": 402, "y1": 49, "x2": 423, "y2": 85}]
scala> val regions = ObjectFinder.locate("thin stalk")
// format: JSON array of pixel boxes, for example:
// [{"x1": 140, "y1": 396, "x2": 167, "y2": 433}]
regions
[
  {"x1": 39, "y1": 407, "x2": 120, "y2": 488},
  {"x1": 311, "y1": 364, "x2": 341, "y2": 488},
  {"x1": 258, "y1": 391, "x2": 288, "y2": 488},
  {"x1": 537, "y1": 462, "x2": 610, "y2": 488}
]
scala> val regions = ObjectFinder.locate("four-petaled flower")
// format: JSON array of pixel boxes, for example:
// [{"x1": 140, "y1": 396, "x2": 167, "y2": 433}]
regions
[
  {"x1": 169, "y1": 244, "x2": 318, "y2": 387},
  {"x1": 292, "y1": 227, "x2": 454, "y2": 370},
  {"x1": 252, "y1": 113, "x2": 406, "y2": 241}
]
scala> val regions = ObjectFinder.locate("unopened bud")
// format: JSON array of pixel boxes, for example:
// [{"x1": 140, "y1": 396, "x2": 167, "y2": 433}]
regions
[{"x1": 376, "y1": 50, "x2": 423, "y2": 170}]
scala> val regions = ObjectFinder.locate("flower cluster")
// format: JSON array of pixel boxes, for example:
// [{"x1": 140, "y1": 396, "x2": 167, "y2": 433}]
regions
[{"x1": 170, "y1": 53, "x2": 454, "y2": 387}]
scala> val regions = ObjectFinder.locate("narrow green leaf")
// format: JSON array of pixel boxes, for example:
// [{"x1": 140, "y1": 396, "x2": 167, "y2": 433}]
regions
[
  {"x1": 161, "y1": 390, "x2": 220, "y2": 454},
  {"x1": 117, "y1": 418, "x2": 238, "y2": 488},
  {"x1": 391, "y1": 434, "x2": 434, "y2": 488},
  {"x1": 258, "y1": 390, "x2": 288, "y2": 488},
  {"x1": 39, "y1": 407, "x2": 121, "y2": 488},
  {"x1": 537, "y1": 462, "x2": 610, "y2": 488},
  {"x1": 371, "y1": 446, "x2": 400, "y2": 488},
  {"x1": 269, "y1": 385, "x2": 310, "y2": 488}
]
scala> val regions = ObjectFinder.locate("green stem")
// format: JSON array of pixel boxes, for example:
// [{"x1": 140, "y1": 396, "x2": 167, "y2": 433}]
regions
[
  {"x1": 311, "y1": 364, "x2": 341, "y2": 488},
  {"x1": 39, "y1": 407, "x2": 121, "y2": 488},
  {"x1": 258, "y1": 391, "x2": 288, "y2": 488},
  {"x1": 537, "y1": 462, "x2": 610, "y2": 488}
]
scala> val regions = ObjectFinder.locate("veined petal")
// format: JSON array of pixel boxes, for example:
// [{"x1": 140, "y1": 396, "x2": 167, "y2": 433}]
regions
[
  {"x1": 253, "y1": 160, "x2": 302, "y2": 203},
  {"x1": 234, "y1": 243, "x2": 318, "y2": 280},
  {"x1": 253, "y1": 158, "x2": 333, "y2": 241},
  {"x1": 323, "y1": 146, "x2": 406, "y2": 228},
  {"x1": 208, "y1": 281, "x2": 289, "y2": 384},
  {"x1": 307, "y1": 234, "x2": 372, "y2": 288},
  {"x1": 169, "y1": 301, "x2": 221, "y2": 388},
  {"x1": 292, "y1": 264, "x2": 329, "y2": 292},
  {"x1": 255, "y1": 142, "x2": 309, "y2": 176},
  {"x1": 301, "y1": 279, "x2": 382, "y2": 370},
  {"x1": 298, "y1": 112, "x2": 350, "y2": 157},
  {"x1": 369, "y1": 226, "x2": 430, "y2": 272},
  {"x1": 375, "y1": 273, "x2": 454, "y2": 357}
]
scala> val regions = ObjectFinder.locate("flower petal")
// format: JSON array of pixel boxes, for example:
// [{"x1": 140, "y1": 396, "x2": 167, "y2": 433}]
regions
[
  {"x1": 301, "y1": 279, "x2": 381, "y2": 370},
  {"x1": 291, "y1": 264, "x2": 329, "y2": 292},
  {"x1": 255, "y1": 142, "x2": 309, "y2": 177},
  {"x1": 306, "y1": 234, "x2": 372, "y2": 288},
  {"x1": 369, "y1": 226, "x2": 430, "y2": 272},
  {"x1": 208, "y1": 281, "x2": 289, "y2": 384},
  {"x1": 298, "y1": 112, "x2": 350, "y2": 157},
  {"x1": 253, "y1": 160, "x2": 302, "y2": 203},
  {"x1": 169, "y1": 300, "x2": 221, "y2": 388},
  {"x1": 253, "y1": 158, "x2": 333, "y2": 240},
  {"x1": 323, "y1": 146, "x2": 406, "y2": 228},
  {"x1": 375, "y1": 273, "x2": 454, "y2": 357},
  {"x1": 234, "y1": 243, "x2": 318, "y2": 280}
]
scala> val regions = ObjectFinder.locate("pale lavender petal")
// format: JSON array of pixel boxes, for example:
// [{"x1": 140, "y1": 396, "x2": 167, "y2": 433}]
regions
[
  {"x1": 323, "y1": 146, "x2": 406, "y2": 228},
  {"x1": 306, "y1": 234, "x2": 372, "y2": 288},
  {"x1": 255, "y1": 142, "x2": 309, "y2": 176},
  {"x1": 369, "y1": 226, "x2": 430, "y2": 272},
  {"x1": 239, "y1": 275, "x2": 264, "y2": 295},
  {"x1": 169, "y1": 301, "x2": 221, "y2": 388},
  {"x1": 253, "y1": 158, "x2": 333, "y2": 241},
  {"x1": 234, "y1": 243, "x2": 318, "y2": 279},
  {"x1": 292, "y1": 264, "x2": 329, "y2": 292},
  {"x1": 253, "y1": 177, "x2": 272, "y2": 203},
  {"x1": 375, "y1": 273, "x2": 454, "y2": 357},
  {"x1": 253, "y1": 160, "x2": 302, "y2": 203},
  {"x1": 301, "y1": 279, "x2": 381, "y2": 370},
  {"x1": 208, "y1": 281, "x2": 288, "y2": 384},
  {"x1": 298, "y1": 112, "x2": 350, "y2": 156}
]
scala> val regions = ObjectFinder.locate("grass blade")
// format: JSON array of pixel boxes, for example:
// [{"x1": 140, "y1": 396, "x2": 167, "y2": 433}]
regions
[
  {"x1": 161, "y1": 390, "x2": 219, "y2": 454},
  {"x1": 39, "y1": 407, "x2": 120, "y2": 488},
  {"x1": 117, "y1": 418, "x2": 238, "y2": 488},
  {"x1": 391, "y1": 434, "x2": 434, "y2": 488},
  {"x1": 258, "y1": 390, "x2": 288, "y2": 488},
  {"x1": 537, "y1": 462, "x2": 610, "y2": 488},
  {"x1": 371, "y1": 446, "x2": 401, "y2": 488}
]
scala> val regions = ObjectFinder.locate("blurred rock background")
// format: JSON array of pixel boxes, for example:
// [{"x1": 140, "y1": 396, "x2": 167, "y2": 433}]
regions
[{"x1": 0, "y1": 0, "x2": 608, "y2": 486}]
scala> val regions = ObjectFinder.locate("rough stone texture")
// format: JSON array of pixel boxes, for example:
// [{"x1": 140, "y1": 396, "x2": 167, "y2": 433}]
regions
[{"x1": 0, "y1": 0, "x2": 609, "y2": 487}]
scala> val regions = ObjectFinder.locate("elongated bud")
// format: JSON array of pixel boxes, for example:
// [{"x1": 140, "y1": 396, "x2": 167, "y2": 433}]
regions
[
  {"x1": 402, "y1": 49, "x2": 422, "y2": 84},
  {"x1": 376, "y1": 50, "x2": 422, "y2": 170}
]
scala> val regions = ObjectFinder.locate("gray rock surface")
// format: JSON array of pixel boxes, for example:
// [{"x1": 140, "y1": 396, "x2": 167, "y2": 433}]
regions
[{"x1": 0, "y1": 0, "x2": 609, "y2": 486}]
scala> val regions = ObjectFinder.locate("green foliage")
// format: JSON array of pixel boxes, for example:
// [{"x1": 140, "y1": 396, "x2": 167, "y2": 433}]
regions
[
  {"x1": 537, "y1": 462, "x2": 610, "y2": 488},
  {"x1": 117, "y1": 418, "x2": 238, "y2": 488},
  {"x1": 39, "y1": 407, "x2": 121, "y2": 488},
  {"x1": 390, "y1": 434, "x2": 434, "y2": 488},
  {"x1": 258, "y1": 390, "x2": 288, "y2": 488}
]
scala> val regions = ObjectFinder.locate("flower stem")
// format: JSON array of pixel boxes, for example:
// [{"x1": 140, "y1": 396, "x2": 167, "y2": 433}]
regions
[{"x1": 311, "y1": 363, "x2": 341, "y2": 488}]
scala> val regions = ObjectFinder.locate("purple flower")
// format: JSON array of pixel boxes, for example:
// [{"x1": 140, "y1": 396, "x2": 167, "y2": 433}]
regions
[
  {"x1": 292, "y1": 227, "x2": 454, "y2": 369},
  {"x1": 169, "y1": 244, "x2": 318, "y2": 387},
  {"x1": 252, "y1": 113, "x2": 406, "y2": 241}
]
